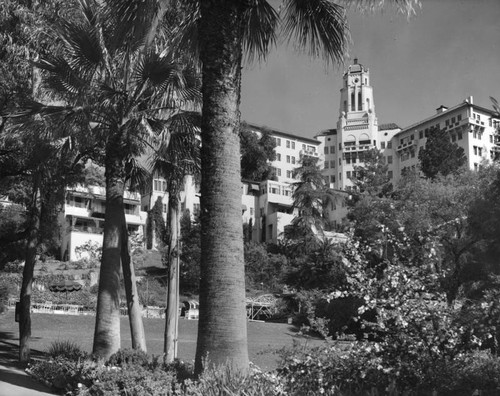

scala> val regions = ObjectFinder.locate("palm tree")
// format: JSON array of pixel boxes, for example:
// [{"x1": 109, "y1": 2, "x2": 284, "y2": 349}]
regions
[
  {"x1": 169, "y1": 0, "x2": 419, "y2": 373},
  {"x1": 150, "y1": 112, "x2": 201, "y2": 362},
  {"x1": 20, "y1": 0, "x2": 200, "y2": 359}
]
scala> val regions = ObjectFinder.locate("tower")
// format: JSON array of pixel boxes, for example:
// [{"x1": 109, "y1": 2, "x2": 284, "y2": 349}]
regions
[{"x1": 337, "y1": 59, "x2": 379, "y2": 190}]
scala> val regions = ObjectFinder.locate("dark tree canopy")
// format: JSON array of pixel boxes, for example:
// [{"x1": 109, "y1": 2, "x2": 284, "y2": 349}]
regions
[
  {"x1": 418, "y1": 127, "x2": 467, "y2": 179},
  {"x1": 240, "y1": 123, "x2": 277, "y2": 181}
]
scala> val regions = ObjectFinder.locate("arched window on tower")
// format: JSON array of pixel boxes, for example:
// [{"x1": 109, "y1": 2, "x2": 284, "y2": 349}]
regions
[
  {"x1": 358, "y1": 92, "x2": 362, "y2": 111},
  {"x1": 366, "y1": 98, "x2": 370, "y2": 111},
  {"x1": 343, "y1": 100, "x2": 347, "y2": 114},
  {"x1": 351, "y1": 91, "x2": 355, "y2": 111}
]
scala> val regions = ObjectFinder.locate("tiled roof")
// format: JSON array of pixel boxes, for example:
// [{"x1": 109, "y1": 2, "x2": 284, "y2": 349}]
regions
[{"x1": 378, "y1": 123, "x2": 400, "y2": 131}]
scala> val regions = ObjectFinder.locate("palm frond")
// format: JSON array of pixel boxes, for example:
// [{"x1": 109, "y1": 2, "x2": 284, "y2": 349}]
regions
[
  {"x1": 57, "y1": 19, "x2": 102, "y2": 78},
  {"x1": 166, "y1": 0, "x2": 201, "y2": 64},
  {"x1": 124, "y1": 156, "x2": 151, "y2": 190},
  {"x1": 242, "y1": 0, "x2": 279, "y2": 63},
  {"x1": 35, "y1": 57, "x2": 89, "y2": 95},
  {"x1": 339, "y1": 0, "x2": 420, "y2": 17},
  {"x1": 280, "y1": 0, "x2": 349, "y2": 65}
]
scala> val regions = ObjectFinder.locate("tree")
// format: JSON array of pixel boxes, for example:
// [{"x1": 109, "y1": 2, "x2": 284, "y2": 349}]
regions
[
  {"x1": 16, "y1": 0, "x2": 200, "y2": 359},
  {"x1": 419, "y1": 126, "x2": 467, "y2": 179},
  {"x1": 289, "y1": 155, "x2": 337, "y2": 240},
  {"x1": 151, "y1": 114, "x2": 201, "y2": 363},
  {"x1": 351, "y1": 148, "x2": 392, "y2": 197},
  {"x1": 172, "y1": 0, "x2": 419, "y2": 373},
  {"x1": 240, "y1": 123, "x2": 276, "y2": 181}
]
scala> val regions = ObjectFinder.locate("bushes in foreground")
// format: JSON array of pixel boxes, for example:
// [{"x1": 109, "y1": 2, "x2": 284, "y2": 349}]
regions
[{"x1": 28, "y1": 342, "x2": 500, "y2": 395}]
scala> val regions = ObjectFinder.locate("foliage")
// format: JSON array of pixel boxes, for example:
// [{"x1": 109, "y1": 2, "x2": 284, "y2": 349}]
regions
[
  {"x1": 419, "y1": 126, "x2": 467, "y2": 179},
  {"x1": 82, "y1": 164, "x2": 105, "y2": 187},
  {"x1": 147, "y1": 197, "x2": 167, "y2": 249},
  {"x1": 74, "y1": 240, "x2": 102, "y2": 263},
  {"x1": 107, "y1": 348, "x2": 150, "y2": 368},
  {"x1": 48, "y1": 340, "x2": 88, "y2": 361},
  {"x1": 350, "y1": 148, "x2": 392, "y2": 197},
  {"x1": 179, "y1": 212, "x2": 200, "y2": 294},
  {"x1": 0, "y1": 203, "x2": 27, "y2": 267},
  {"x1": 244, "y1": 241, "x2": 287, "y2": 293},
  {"x1": 277, "y1": 343, "x2": 500, "y2": 395},
  {"x1": 240, "y1": 123, "x2": 277, "y2": 181}
]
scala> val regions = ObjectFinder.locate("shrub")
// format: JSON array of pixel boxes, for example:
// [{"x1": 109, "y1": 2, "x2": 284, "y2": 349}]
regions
[
  {"x1": 48, "y1": 340, "x2": 88, "y2": 361},
  {"x1": 107, "y1": 348, "x2": 150, "y2": 368}
]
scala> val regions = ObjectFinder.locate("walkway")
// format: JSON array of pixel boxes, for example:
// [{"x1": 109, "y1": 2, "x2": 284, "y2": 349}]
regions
[{"x1": 0, "y1": 338, "x2": 55, "y2": 396}]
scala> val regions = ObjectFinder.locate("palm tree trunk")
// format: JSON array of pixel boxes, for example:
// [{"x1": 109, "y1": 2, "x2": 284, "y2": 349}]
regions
[
  {"x1": 19, "y1": 184, "x2": 40, "y2": 363},
  {"x1": 93, "y1": 150, "x2": 125, "y2": 359},
  {"x1": 195, "y1": 1, "x2": 248, "y2": 374},
  {"x1": 164, "y1": 194, "x2": 180, "y2": 362},
  {"x1": 121, "y1": 218, "x2": 147, "y2": 352}
]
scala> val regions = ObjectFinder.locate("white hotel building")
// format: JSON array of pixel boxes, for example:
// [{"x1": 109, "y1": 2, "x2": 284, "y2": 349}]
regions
[{"x1": 57, "y1": 60, "x2": 500, "y2": 256}]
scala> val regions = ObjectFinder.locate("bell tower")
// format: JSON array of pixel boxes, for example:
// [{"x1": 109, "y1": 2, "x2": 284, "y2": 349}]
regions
[{"x1": 336, "y1": 59, "x2": 379, "y2": 190}]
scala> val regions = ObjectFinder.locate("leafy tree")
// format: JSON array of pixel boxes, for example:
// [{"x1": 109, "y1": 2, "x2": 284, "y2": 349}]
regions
[
  {"x1": 419, "y1": 126, "x2": 467, "y2": 179},
  {"x1": 350, "y1": 148, "x2": 392, "y2": 197},
  {"x1": 244, "y1": 241, "x2": 287, "y2": 292},
  {"x1": 179, "y1": 210, "x2": 201, "y2": 294},
  {"x1": 240, "y1": 123, "x2": 276, "y2": 181},
  {"x1": 288, "y1": 155, "x2": 337, "y2": 241}
]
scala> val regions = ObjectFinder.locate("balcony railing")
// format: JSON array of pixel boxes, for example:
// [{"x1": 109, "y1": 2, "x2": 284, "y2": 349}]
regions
[{"x1": 396, "y1": 140, "x2": 416, "y2": 152}]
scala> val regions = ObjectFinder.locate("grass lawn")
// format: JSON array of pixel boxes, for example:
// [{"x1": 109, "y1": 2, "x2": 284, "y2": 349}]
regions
[{"x1": 0, "y1": 310, "x2": 326, "y2": 371}]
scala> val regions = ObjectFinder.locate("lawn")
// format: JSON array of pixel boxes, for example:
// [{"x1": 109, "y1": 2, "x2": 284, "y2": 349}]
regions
[{"x1": 0, "y1": 310, "x2": 326, "y2": 371}]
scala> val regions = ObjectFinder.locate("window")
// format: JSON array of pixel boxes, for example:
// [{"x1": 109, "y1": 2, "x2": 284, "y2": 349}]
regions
[
  {"x1": 286, "y1": 155, "x2": 290, "y2": 163},
  {"x1": 332, "y1": 175, "x2": 336, "y2": 183},
  {"x1": 330, "y1": 146, "x2": 335, "y2": 154},
  {"x1": 451, "y1": 117, "x2": 456, "y2": 123},
  {"x1": 473, "y1": 131, "x2": 478, "y2": 139},
  {"x1": 381, "y1": 142, "x2": 386, "y2": 149},
  {"x1": 425, "y1": 128, "x2": 429, "y2": 137},
  {"x1": 339, "y1": 143, "x2": 342, "y2": 150},
  {"x1": 250, "y1": 207, "x2": 254, "y2": 216},
  {"x1": 339, "y1": 158, "x2": 341, "y2": 165},
  {"x1": 419, "y1": 131, "x2": 424, "y2": 139},
  {"x1": 277, "y1": 138, "x2": 281, "y2": 146},
  {"x1": 358, "y1": 92, "x2": 362, "y2": 111},
  {"x1": 387, "y1": 155, "x2": 393, "y2": 164},
  {"x1": 330, "y1": 160, "x2": 335, "y2": 168},
  {"x1": 339, "y1": 172, "x2": 342, "y2": 180},
  {"x1": 277, "y1": 153, "x2": 281, "y2": 161},
  {"x1": 163, "y1": 204, "x2": 167, "y2": 212},
  {"x1": 445, "y1": 119, "x2": 450, "y2": 126},
  {"x1": 286, "y1": 140, "x2": 290, "y2": 148},
  {"x1": 474, "y1": 146, "x2": 478, "y2": 155},
  {"x1": 411, "y1": 150, "x2": 415, "y2": 158},
  {"x1": 410, "y1": 134, "x2": 414, "y2": 141},
  {"x1": 458, "y1": 114, "x2": 462, "y2": 121},
  {"x1": 286, "y1": 170, "x2": 292, "y2": 178},
  {"x1": 302, "y1": 144, "x2": 306, "y2": 150},
  {"x1": 490, "y1": 135, "x2": 494, "y2": 143},
  {"x1": 291, "y1": 156, "x2": 296, "y2": 164},
  {"x1": 479, "y1": 147, "x2": 483, "y2": 156},
  {"x1": 277, "y1": 168, "x2": 281, "y2": 176},
  {"x1": 346, "y1": 171, "x2": 351, "y2": 179},
  {"x1": 388, "y1": 170, "x2": 393, "y2": 179},
  {"x1": 457, "y1": 132, "x2": 463, "y2": 140},
  {"x1": 351, "y1": 92, "x2": 355, "y2": 111},
  {"x1": 387, "y1": 141, "x2": 392, "y2": 149},
  {"x1": 324, "y1": 146, "x2": 329, "y2": 154},
  {"x1": 291, "y1": 141, "x2": 295, "y2": 149},
  {"x1": 324, "y1": 161, "x2": 329, "y2": 169},
  {"x1": 451, "y1": 134, "x2": 456, "y2": 142}
]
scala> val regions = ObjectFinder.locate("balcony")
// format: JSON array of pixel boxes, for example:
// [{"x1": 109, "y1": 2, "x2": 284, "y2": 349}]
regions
[
  {"x1": 396, "y1": 140, "x2": 416, "y2": 152},
  {"x1": 343, "y1": 144, "x2": 373, "y2": 152},
  {"x1": 300, "y1": 149, "x2": 319, "y2": 158}
]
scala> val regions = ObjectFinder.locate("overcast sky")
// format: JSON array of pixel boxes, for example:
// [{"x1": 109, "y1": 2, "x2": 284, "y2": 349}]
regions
[{"x1": 239, "y1": 0, "x2": 500, "y2": 139}]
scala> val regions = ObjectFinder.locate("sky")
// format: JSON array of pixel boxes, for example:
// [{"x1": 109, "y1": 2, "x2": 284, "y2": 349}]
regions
[{"x1": 240, "y1": 0, "x2": 500, "y2": 139}]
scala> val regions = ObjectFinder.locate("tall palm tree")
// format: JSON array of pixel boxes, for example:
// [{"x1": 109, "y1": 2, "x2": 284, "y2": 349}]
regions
[
  {"x1": 19, "y1": 0, "x2": 200, "y2": 359},
  {"x1": 169, "y1": 0, "x2": 419, "y2": 373},
  {"x1": 150, "y1": 111, "x2": 201, "y2": 362}
]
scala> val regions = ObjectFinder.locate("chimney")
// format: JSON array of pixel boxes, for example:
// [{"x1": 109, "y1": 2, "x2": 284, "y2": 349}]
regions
[
  {"x1": 353, "y1": 58, "x2": 358, "y2": 64},
  {"x1": 436, "y1": 105, "x2": 448, "y2": 114}
]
